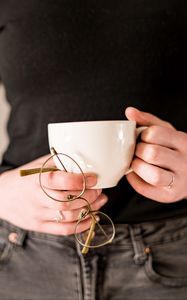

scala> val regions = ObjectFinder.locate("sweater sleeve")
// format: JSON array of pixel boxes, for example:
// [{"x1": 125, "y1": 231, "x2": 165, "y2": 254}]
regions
[{"x1": 0, "y1": 163, "x2": 14, "y2": 174}]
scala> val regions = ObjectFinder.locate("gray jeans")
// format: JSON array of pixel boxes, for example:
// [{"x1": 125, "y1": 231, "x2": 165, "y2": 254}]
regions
[{"x1": 0, "y1": 213, "x2": 187, "y2": 300}]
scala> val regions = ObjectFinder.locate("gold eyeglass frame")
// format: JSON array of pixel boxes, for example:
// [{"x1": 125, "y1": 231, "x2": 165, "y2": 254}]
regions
[{"x1": 20, "y1": 147, "x2": 116, "y2": 254}]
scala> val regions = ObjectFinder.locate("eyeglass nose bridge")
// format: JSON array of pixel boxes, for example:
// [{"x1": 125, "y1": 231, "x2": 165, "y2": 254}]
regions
[{"x1": 79, "y1": 206, "x2": 91, "y2": 219}]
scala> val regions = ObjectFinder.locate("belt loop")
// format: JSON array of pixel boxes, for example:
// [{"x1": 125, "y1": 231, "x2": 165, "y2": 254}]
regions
[{"x1": 129, "y1": 225, "x2": 147, "y2": 265}]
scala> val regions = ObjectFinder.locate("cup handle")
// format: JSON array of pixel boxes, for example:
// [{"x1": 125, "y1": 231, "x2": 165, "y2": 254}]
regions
[{"x1": 124, "y1": 126, "x2": 148, "y2": 175}]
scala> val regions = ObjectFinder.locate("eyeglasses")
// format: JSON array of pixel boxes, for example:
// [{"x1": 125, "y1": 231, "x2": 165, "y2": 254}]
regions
[{"x1": 20, "y1": 147, "x2": 115, "y2": 254}]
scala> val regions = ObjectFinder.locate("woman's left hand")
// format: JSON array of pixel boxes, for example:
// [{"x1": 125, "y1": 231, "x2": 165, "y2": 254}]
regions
[{"x1": 125, "y1": 107, "x2": 187, "y2": 203}]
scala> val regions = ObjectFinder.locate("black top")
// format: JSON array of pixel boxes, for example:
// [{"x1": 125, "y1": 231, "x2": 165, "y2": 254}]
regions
[{"x1": 0, "y1": 0, "x2": 187, "y2": 223}]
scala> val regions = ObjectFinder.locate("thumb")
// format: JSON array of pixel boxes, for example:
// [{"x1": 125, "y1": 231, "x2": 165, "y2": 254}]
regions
[{"x1": 125, "y1": 106, "x2": 174, "y2": 129}]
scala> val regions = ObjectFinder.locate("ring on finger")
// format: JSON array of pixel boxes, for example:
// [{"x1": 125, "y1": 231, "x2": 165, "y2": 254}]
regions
[
  {"x1": 53, "y1": 210, "x2": 64, "y2": 223},
  {"x1": 167, "y1": 174, "x2": 174, "y2": 189}
]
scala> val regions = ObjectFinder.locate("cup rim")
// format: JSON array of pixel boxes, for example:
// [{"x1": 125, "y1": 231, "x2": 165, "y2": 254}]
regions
[{"x1": 48, "y1": 120, "x2": 136, "y2": 127}]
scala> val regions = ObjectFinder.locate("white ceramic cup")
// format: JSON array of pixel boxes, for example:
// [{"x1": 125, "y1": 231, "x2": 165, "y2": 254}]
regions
[{"x1": 48, "y1": 120, "x2": 146, "y2": 189}]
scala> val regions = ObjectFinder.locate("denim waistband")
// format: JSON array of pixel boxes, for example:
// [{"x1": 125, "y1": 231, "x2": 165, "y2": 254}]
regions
[{"x1": 1, "y1": 212, "x2": 187, "y2": 248}]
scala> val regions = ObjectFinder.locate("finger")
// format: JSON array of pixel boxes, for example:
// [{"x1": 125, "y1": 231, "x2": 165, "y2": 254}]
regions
[
  {"x1": 135, "y1": 143, "x2": 180, "y2": 170},
  {"x1": 40, "y1": 194, "x2": 108, "y2": 223},
  {"x1": 131, "y1": 157, "x2": 175, "y2": 187},
  {"x1": 125, "y1": 107, "x2": 174, "y2": 129},
  {"x1": 62, "y1": 193, "x2": 108, "y2": 222},
  {"x1": 141, "y1": 125, "x2": 187, "y2": 152},
  {"x1": 126, "y1": 172, "x2": 177, "y2": 203},
  {"x1": 41, "y1": 189, "x2": 102, "y2": 210},
  {"x1": 41, "y1": 170, "x2": 97, "y2": 190},
  {"x1": 39, "y1": 216, "x2": 96, "y2": 236}
]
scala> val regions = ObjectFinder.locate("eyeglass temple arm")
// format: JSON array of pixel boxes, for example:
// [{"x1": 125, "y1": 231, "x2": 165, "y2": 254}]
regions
[
  {"x1": 19, "y1": 167, "x2": 58, "y2": 176},
  {"x1": 81, "y1": 217, "x2": 96, "y2": 254},
  {"x1": 51, "y1": 147, "x2": 68, "y2": 172},
  {"x1": 19, "y1": 147, "x2": 66, "y2": 176}
]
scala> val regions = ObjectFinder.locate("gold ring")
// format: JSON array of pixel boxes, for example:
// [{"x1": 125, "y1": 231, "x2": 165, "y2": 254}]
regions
[
  {"x1": 53, "y1": 210, "x2": 64, "y2": 223},
  {"x1": 167, "y1": 174, "x2": 174, "y2": 189}
]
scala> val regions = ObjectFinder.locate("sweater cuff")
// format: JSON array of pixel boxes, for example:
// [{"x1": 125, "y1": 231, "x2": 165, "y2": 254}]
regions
[{"x1": 0, "y1": 165, "x2": 14, "y2": 174}]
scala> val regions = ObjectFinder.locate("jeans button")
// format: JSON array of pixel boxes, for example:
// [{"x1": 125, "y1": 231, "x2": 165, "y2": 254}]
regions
[{"x1": 8, "y1": 232, "x2": 18, "y2": 244}]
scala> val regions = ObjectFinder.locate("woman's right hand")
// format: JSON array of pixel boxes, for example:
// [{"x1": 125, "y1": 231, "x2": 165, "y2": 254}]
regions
[{"x1": 0, "y1": 155, "x2": 108, "y2": 235}]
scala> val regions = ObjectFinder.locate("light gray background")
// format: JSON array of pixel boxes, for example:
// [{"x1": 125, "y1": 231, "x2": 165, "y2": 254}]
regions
[{"x1": 0, "y1": 83, "x2": 10, "y2": 162}]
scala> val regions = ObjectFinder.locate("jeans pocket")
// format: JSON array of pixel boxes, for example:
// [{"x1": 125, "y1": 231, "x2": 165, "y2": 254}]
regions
[{"x1": 144, "y1": 236, "x2": 187, "y2": 287}]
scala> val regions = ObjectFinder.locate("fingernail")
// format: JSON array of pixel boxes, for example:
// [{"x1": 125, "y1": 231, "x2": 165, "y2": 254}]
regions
[
  {"x1": 99, "y1": 196, "x2": 108, "y2": 205},
  {"x1": 133, "y1": 107, "x2": 140, "y2": 112},
  {"x1": 96, "y1": 189, "x2": 102, "y2": 196},
  {"x1": 86, "y1": 176, "x2": 97, "y2": 187},
  {"x1": 95, "y1": 215, "x2": 100, "y2": 222}
]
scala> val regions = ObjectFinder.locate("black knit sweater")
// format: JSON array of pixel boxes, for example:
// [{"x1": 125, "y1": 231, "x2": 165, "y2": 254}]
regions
[{"x1": 0, "y1": 0, "x2": 187, "y2": 222}]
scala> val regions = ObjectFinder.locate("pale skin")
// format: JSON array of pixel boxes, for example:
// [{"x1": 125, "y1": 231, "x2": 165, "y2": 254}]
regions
[
  {"x1": 125, "y1": 107, "x2": 187, "y2": 202},
  {"x1": 0, "y1": 106, "x2": 187, "y2": 235}
]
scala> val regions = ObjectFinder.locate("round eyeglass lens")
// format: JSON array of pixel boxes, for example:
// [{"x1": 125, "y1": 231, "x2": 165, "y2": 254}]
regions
[
  {"x1": 75, "y1": 211, "x2": 115, "y2": 248},
  {"x1": 39, "y1": 153, "x2": 86, "y2": 202}
]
